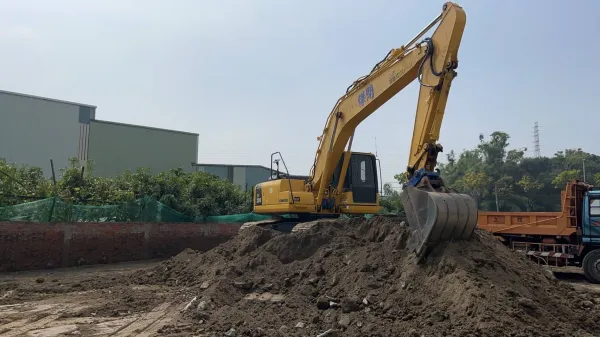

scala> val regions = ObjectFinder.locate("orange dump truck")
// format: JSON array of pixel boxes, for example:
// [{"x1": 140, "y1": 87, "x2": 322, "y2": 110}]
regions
[{"x1": 477, "y1": 180, "x2": 600, "y2": 283}]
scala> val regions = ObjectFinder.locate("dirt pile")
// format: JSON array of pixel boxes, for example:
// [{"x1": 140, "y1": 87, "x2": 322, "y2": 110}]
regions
[{"x1": 132, "y1": 216, "x2": 600, "y2": 337}]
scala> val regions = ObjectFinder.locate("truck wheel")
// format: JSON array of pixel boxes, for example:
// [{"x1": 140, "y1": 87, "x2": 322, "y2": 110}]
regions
[{"x1": 582, "y1": 249, "x2": 600, "y2": 284}]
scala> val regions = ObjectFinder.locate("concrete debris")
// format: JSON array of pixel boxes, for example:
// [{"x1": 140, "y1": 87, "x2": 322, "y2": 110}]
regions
[
  {"x1": 197, "y1": 300, "x2": 208, "y2": 311},
  {"x1": 316, "y1": 328, "x2": 338, "y2": 337},
  {"x1": 183, "y1": 296, "x2": 197, "y2": 311},
  {"x1": 337, "y1": 314, "x2": 350, "y2": 327}
]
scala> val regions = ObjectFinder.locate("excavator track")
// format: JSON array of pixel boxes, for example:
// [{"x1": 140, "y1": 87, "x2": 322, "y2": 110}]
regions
[
  {"x1": 240, "y1": 217, "x2": 341, "y2": 233},
  {"x1": 291, "y1": 218, "x2": 339, "y2": 232},
  {"x1": 239, "y1": 219, "x2": 281, "y2": 231},
  {"x1": 239, "y1": 218, "x2": 308, "y2": 233}
]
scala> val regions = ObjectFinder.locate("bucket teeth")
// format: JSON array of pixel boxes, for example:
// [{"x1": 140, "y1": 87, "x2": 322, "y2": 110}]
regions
[{"x1": 400, "y1": 185, "x2": 478, "y2": 262}]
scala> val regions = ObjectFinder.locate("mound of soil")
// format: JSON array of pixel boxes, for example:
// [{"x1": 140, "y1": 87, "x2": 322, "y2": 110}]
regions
[{"x1": 132, "y1": 216, "x2": 600, "y2": 337}]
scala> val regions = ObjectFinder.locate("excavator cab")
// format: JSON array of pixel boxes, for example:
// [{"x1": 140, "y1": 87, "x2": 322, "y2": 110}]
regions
[
  {"x1": 330, "y1": 152, "x2": 379, "y2": 205},
  {"x1": 250, "y1": 151, "x2": 381, "y2": 218}
]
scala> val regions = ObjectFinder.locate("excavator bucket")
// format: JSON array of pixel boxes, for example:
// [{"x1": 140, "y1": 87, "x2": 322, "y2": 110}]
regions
[{"x1": 400, "y1": 185, "x2": 478, "y2": 262}]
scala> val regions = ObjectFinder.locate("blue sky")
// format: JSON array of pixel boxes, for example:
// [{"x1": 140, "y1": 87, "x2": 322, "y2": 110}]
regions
[{"x1": 1, "y1": 0, "x2": 598, "y2": 186}]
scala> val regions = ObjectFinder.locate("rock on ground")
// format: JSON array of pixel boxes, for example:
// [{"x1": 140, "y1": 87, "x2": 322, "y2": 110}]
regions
[{"x1": 130, "y1": 216, "x2": 600, "y2": 337}]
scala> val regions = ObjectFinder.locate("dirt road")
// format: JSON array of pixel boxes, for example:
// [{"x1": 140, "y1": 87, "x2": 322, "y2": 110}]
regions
[
  {"x1": 552, "y1": 267, "x2": 600, "y2": 293},
  {"x1": 0, "y1": 260, "x2": 190, "y2": 336}
]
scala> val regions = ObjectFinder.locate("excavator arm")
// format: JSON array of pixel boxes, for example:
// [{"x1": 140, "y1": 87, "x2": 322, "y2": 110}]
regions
[
  {"x1": 306, "y1": 2, "x2": 477, "y2": 260},
  {"x1": 308, "y1": 2, "x2": 465, "y2": 199}
]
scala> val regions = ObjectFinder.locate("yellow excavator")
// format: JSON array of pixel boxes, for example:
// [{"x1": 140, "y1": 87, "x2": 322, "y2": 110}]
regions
[{"x1": 244, "y1": 2, "x2": 478, "y2": 262}]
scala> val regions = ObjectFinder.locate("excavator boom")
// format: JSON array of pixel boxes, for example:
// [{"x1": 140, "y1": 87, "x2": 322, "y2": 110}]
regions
[{"x1": 306, "y1": 2, "x2": 477, "y2": 260}]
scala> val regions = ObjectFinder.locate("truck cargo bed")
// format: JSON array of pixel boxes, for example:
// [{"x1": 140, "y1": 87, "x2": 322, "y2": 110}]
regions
[
  {"x1": 478, "y1": 211, "x2": 575, "y2": 237},
  {"x1": 477, "y1": 180, "x2": 588, "y2": 243}
]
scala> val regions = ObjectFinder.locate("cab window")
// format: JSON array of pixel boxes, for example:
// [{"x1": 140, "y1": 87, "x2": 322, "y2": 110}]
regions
[
  {"x1": 360, "y1": 160, "x2": 366, "y2": 182},
  {"x1": 591, "y1": 198, "x2": 600, "y2": 216}
]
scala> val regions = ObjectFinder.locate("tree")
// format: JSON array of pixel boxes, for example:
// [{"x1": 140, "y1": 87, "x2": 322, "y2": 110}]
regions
[
  {"x1": 379, "y1": 183, "x2": 403, "y2": 213},
  {"x1": 0, "y1": 157, "x2": 252, "y2": 218},
  {"x1": 393, "y1": 173, "x2": 407, "y2": 185},
  {"x1": 551, "y1": 169, "x2": 581, "y2": 188},
  {"x1": 0, "y1": 158, "x2": 53, "y2": 206},
  {"x1": 517, "y1": 175, "x2": 544, "y2": 211},
  {"x1": 454, "y1": 171, "x2": 491, "y2": 206},
  {"x1": 396, "y1": 131, "x2": 600, "y2": 212}
]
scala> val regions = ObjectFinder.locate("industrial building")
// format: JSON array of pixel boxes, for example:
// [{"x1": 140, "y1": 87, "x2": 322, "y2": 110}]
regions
[
  {"x1": 87, "y1": 120, "x2": 198, "y2": 177},
  {"x1": 0, "y1": 89, "x2": 198, "y2": 177},
  {"x1": 192, "y1": 163, "x2": 275, "y2": 192},
  {"x1": 192, "y1": 163, "x2": 308, "y2": 192}
]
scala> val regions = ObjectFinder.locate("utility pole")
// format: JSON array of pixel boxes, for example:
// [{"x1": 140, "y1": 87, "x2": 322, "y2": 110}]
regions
[
  {"x1": 583, "y1": 159, "x2": 587, "y2": 183},
  {"x1": 494, "y1": 183, "x2": 499, "y2": 212}
]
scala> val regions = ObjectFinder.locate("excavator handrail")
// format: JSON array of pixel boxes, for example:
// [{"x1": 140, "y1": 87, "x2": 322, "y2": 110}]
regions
[{"x1": 270, "y1": 151, "x2": 296, "y2": 204}]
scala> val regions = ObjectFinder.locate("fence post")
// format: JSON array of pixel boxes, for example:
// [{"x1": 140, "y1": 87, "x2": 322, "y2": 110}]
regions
[{"x1": 48, "y1": 197, "x2": 56, "y2": 222}]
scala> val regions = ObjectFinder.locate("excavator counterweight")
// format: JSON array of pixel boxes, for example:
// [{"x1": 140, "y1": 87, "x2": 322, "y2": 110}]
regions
[{"x1": 245, "y1": 2, "x2": 478, "y2": 262}]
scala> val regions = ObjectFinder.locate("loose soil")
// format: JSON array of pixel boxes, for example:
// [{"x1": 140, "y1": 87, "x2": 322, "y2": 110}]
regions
[
  {"x1": 3, "y1": 216, "x2": 600, "y2": 336},
  {"x1": 0, "y1": 260, "x2": 167, "y2": 318},
  {"x1": 0, "y1": 261, "x2": 189, "y2": 336},
  {"x1": 129, "y1": 216, "x2": 600, "y2": 337}
]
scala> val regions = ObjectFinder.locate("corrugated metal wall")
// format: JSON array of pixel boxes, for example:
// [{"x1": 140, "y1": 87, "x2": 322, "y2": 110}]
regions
[
  {"x1": 194, "y1": 165, "x2": 272, "y2": 191},
  {"x1": 87, "y1": 120, "x2": 199, "y2": 177},
  {"x1": 0, "y1": 91, "x2": 95, "y2": 177},
  {"x1": 244, "y1": 166, "x2": 273, "y2": 191}
]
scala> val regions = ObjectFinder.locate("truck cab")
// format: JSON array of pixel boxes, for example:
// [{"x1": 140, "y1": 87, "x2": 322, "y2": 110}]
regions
[
  {"x1": 582, "y1": 190, "x2": 600, "y2": 244},
  {"x1": 579, "y1": 189, "x2": 600, "y2": 282}
]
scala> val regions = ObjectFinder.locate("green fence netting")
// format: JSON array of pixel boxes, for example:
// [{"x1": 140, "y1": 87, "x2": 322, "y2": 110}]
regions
[
  {"x1": 0, "y1": 196, "x2": 274, "y2": 223},
  {"x1": 0, "y1": 196, "x2": 388, "y2": 224}
]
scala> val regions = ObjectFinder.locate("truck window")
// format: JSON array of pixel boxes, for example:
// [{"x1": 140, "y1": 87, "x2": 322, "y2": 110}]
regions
[{"x1": 591, "y1": 198, "x2": 600, "y2": 216}]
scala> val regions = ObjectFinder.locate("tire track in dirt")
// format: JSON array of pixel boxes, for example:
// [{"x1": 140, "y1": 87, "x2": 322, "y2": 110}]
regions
[{"x1": 0, "y1": 299, "x2": 184, "y2": 336}]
